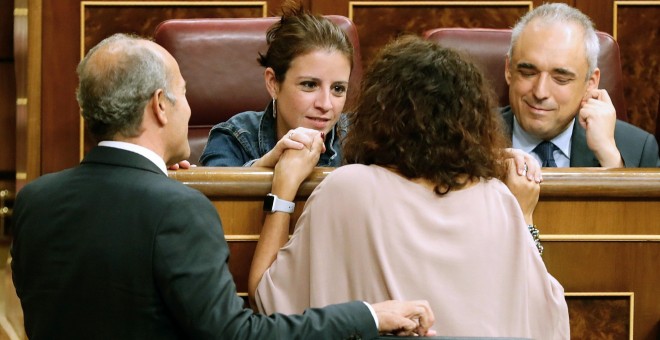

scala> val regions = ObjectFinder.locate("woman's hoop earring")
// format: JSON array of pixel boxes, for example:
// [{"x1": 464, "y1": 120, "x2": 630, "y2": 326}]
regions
[{"x1": 272, "y1": 98, "x2": 277, "y2": 118}]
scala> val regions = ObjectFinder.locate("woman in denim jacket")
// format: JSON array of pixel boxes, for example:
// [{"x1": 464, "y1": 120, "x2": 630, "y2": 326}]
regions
[{"x1": 200, "y1": 5, "x2": 353, "y2": 167}]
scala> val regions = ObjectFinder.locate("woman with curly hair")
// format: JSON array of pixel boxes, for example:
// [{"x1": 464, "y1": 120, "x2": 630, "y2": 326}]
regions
[{"x1": 250, "y1": 36, "x2": 569, "y2": 338}]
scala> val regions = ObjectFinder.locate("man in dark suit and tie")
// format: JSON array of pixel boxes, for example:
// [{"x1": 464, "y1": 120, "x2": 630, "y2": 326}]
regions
[
  {"x1": 502, "y1": 3, "x2": 659, "y2": 167},
  {"x1": 10, "y1": 33, "x2": 434, "y2": 339}
]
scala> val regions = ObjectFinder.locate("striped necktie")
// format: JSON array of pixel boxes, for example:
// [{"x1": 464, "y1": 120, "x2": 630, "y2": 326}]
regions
[{"x1": 533, "y1": 141, "x2": 558, "y2": 167}]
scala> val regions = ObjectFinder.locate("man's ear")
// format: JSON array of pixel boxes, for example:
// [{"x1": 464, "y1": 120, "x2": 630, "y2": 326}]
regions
[
  {"x1": 587, "y1": 67, "x2": 600, "y2": 91},
  {"x1": 151, "y1": 89, "x2": 168, "y2": 126},
  {"x1": 264, "y1": 67, "x2": 279, "y2": 98},
  {"x1": 504, "y1": 56, "x2": 512, "y2": 86}
]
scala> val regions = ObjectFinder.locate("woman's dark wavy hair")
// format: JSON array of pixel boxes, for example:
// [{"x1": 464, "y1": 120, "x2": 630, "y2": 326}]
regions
[
  {"x1": 343, "y1": 35, "x2": 509, "y2": 195},
  {"x1": 257, "y1": 0, "x2": 353, "y2": 82}
]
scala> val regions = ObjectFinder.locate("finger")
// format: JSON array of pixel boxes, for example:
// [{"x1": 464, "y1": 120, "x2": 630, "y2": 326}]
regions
[
  {"x1": 288, "y1": 131, "x2": 315, "y2": 149},
  {"x1": 281, "y1": 138, "x2": 305, "y2": 150},
  {"x1": 293, "y1": 127, "x2": 323, "y2": 139},
  {"x1": 504, "y1": 158, "x2": 516, "y2": 178},
  {"x1": 597, "y1": 88, "x2": 613, "y2": 104},
  {"x1": 282, "y1": 131, "x2": 306, "y2": 150},
  {"x1": 503, "y1": 148, "x2": 528, "y2": 176},
  {"x1": 425, "y1": 329, "x2": 438, "y2": 336},
  {"x1": 393, "y1": 317, "x2": 417, "y2": 336},
  {"x1": 312, "y1": 133, "x2": 326, "y2": 154},
  {"x1": 513, "y1": 154, "x2": 526, "y2": 176},
  {"x1": 521, "y1": 155, "x2": 536, "y2": 181},
  {"x1": 528, "y1": 158, "x2": 543, "y2": 183},
  {"x1": 585, "y1": 88, "x2": 600, "y2": 100},
  {"x1": 414, "y1": 301, "x2": 435, "y2": 336},
  {"x1": 519, "y1": 155, "x2": 540, "y2": 182},
  {"x1": 578, "y1": 108, "x2": 589, "y2": 126}
]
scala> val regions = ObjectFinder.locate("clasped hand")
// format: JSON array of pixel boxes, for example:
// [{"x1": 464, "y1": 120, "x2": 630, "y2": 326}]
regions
[{"x1": 257, "y1": 127, "x2": 327, "y2": 168}]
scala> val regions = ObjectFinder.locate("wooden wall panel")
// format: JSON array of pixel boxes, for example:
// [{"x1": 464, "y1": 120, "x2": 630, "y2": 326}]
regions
[
  {"x1": 80, "y1": 2, "x2": 268, "y2": 155},
  {"x1": 0, "y1": 0, "x2": 16, "y2": 178},
  {"x1": 546, "y1": 242, "x2": 659, "y2": 339},
  {"x1": 565, "y1": 294, "x2": 632, "y2": 339},
  {"x1": 41, "y1": 0, "x2": 80, "y2": 175},
  {"x1": 348, "y1": 2, "x2": 531, "y2": 67},
  {"x1": 82, "y1": 4, "x2": 266, "y2": 53},
  {"x1": 0, "y1": 1, "x2": 14, "y2": 57},
  {"x1": 0, "y1": 65, "x2": 16, "y2": 175},
  {"x1": 575, "y1": 0, "x2": 614, "y2": 33},
  {"x1": 40, "y1": 1, "x2": 271, "y2": 175},
  {"x1": 615, "y1": 2, "x2": 660, "y2": 135}
]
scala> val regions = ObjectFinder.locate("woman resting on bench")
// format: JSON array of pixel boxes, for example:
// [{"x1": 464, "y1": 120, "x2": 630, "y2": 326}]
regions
[{"x1": 200, "y1": 3, "x2": 353, "y2": 167}]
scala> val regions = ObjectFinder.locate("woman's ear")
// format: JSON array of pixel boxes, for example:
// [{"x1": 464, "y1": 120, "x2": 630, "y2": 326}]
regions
[{"x1": 264, "y1": 67, "x2": 279, "y2": 98}]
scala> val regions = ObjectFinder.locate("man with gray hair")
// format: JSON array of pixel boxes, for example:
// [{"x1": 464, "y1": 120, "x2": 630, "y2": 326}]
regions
[
  {"x1": 501, "y1": 3, "x2": 659, "y2": 167},
  {"x1": 10, "y1": 33, "x2": 435, "y2": 339}
]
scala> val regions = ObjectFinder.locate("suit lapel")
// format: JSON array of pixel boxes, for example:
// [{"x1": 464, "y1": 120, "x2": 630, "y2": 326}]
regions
[
  {"x1": 569, "y1": 119, "x2": 600, "y2": 166},
  {"x1": 500, "y1": 106, "x2": 514, "y2": 138}
]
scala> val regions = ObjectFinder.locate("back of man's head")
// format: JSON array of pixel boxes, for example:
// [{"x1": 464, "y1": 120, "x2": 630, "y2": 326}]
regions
[{"x1": 76, "y1": 33, "x2": 176, "y2": 142}]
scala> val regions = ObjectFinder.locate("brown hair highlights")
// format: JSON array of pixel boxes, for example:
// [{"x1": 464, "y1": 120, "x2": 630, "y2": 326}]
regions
[
  {"x1": 343, "y1": 35, "x2": 509, "y2": 195},
  {"x1": 258, "y1": 1, "x2": 353, "y2": 82}
]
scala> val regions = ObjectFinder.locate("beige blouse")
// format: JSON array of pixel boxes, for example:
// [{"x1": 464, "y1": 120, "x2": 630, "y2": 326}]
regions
[{"x1": 256, "y1": 164, "x2": 569, "y2": 339}]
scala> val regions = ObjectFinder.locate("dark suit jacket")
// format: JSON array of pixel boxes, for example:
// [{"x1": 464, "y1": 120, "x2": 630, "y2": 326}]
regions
[
  {"x1": 500, "y1": 106, "x2": 660, "y2": 167},
  {"x1": 11, "y1": 146, "x2": 377, "y2": 340}
]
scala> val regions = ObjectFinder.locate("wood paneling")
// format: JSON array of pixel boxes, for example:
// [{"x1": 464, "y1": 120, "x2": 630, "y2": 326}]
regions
[
  {"x1": 167, "y1": 167, "x2": 660, "y2": 339},
  {"x1": 615, "y1": 2, "x2": 660, "y2": 135},
  {"x1": 13, "y1": 0, "x2": 40, "y2": 192},
  {"x1": 0, "y1": 0, "x2": 16, "y2": 177},
  {"x1": 82, "y1": 4, "x2": 266, "y2": 53},
  {"x1": 0, "y1": 0, "x2": 13, "y2": 58},
  {"x1": 0, "y1": 63, "x2": 16, "y2": 175},
  {"x1": 348, "y1": 2, "x2": 530, "y2": 67},
  {"x1": 566, "y1": 294, "x2": 631, "y2": 339},
  {"x1": 548, "y1": 243, "x2": 659, "y2": 339},
  {"x1": 575, "y1": 0, "x2": 614, "y2": 33},
  {"x1": 80, "y1": 2, "x2": 268, "y2": 156},
  {"x1": 40, "y1": 0, "x2": 79, "y2": 175},
  {"x1": 39, "y1": 1, "x2": 271, "y2": 175}
]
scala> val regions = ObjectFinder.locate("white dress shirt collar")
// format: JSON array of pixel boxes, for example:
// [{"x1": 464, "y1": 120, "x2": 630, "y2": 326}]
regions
[{"x1": 98, "y1": 141, "x2": 168, "y2": 175}]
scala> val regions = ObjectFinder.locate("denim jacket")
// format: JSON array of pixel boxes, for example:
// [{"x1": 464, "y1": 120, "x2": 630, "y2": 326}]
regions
[{"x1": 199, "y1": 103, "x2": 347, "y2": 167}]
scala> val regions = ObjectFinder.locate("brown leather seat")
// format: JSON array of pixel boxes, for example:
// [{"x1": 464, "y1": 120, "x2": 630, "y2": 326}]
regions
[
  {"x1": 154, "y1": 17, "x2": 363, "y2": 165},
  {"x1": 423, "y1": 28, "x2": 627, "y2": 121}
]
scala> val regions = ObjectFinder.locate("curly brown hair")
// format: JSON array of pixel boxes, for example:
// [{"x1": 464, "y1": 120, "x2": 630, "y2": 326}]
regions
[{"x1": 343, "y1": 35, "x2": 509, "y2": 195}]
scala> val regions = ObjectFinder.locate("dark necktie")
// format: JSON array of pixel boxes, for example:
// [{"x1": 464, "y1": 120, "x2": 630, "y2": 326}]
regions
[{"x1": 533, "y1": 141, "x2": 557, "y2": 167}]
